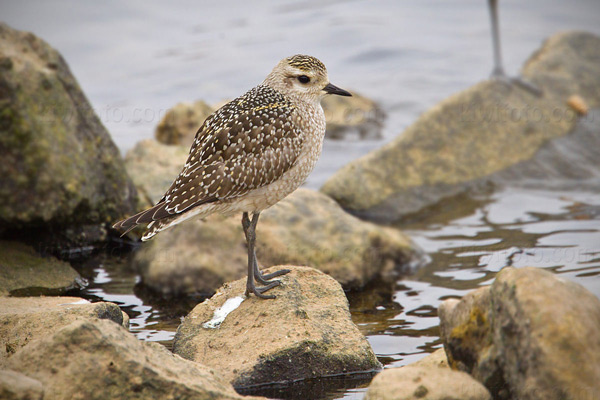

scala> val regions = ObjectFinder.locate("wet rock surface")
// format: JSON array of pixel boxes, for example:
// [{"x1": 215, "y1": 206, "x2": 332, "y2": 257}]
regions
[
  {"x1": 321, "y1": 91, "x2": 385, "y2": 140},
  {"x1": 0, "y1": 369, "x2": 43, "y2": 400},
  {"x1": 134, "y1": 188, "x2": 419, "y2": 297},
  {"x1": 0, "y1": 296, "x2": 127, "y2": 366},
  {"x1": 172, "y1": 266, "x2": 381, "y2": 388},
  {"x1": 0, "y1": 241, "x2": 83, "y2": 296},
  {"x1": 364, "y1": 365, "x2": 491, "y2": 400},
  {"x1": 8, "y1": 319, "x2": 259, "y2": 400},
  {"x1": 321, "y1": 31, "x2": 600, "y2": 222},
  {"x1": 0, "y1": 23, "x2": 136, "y2": 239},
  {"x1": 438, "y1": 266, "x2": 600, "y2": 400}
]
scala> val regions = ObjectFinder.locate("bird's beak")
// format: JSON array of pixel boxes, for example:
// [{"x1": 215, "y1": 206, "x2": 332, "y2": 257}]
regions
[{"x1": 323, "y1": 83, "x2": 352, "y2": 97}]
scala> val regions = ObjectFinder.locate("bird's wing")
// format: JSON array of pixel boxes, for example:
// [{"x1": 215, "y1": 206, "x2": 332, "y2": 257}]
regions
[{"x1": 161, "y1": 85, "x2": 304, "y2": 215}]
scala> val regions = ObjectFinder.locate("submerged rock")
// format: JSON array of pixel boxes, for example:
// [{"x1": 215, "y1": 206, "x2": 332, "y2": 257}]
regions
[
  {"x1": 0, "y1": 296, "x2": 128, "y2": 365},
  {"x1": 0, "y1": 23, "x2": 137, "y2": 239},
  {"x1": 321, "y1": 31, "x2": 600, "y2": 222},
  {"x1": 0, "y1": 241, "x2": 83, "y2": 296},
  {"x1": 134, "y1": 188, "x2": 419, "y2": 297},
  {"x1": 8, "y1": 319, "x2": 259, "y2": 400},
  {"x1": 364, "y1": 365, "x2": 491, "y2": 400},
  {"x1": 0, "y1": 369, "x2": 43, "y2": 400},
  {"x1": 155, "y1": 100, "x2": 215, "y2": 147},
  {"x1": 172, "y1": 266, "x2": 381, "y2": 388},
  {"x1": 321, "y1": 91, "x2": 385, "y2": 140},
  {"x1": 438, "y1": 266, "x2": 600, "y2": 400}
]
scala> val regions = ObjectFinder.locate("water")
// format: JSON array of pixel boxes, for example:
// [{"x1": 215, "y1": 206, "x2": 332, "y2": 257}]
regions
[
  {"x1": 69, "y1": 186, "x2": 600, "y2": 399},
  {"x1": 4, "y1": 1, "x2": 600, "y2": 398}
]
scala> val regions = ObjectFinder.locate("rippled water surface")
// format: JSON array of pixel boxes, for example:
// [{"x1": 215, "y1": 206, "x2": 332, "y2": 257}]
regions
[{"x1": 5, "y1": 1, "x2": 600, "y2": 398}]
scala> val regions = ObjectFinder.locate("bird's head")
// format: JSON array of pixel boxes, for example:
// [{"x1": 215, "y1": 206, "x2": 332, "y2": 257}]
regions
[{"x1": 263, "y1": 54, "x2": 351, "y2": 102}]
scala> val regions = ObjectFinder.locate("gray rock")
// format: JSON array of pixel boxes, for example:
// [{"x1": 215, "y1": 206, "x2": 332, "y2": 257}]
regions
[
  {"x1": 134, "y1": 188, "x2": 420, "y2": 297},
  {"x1": 321, "y1": 31, "x2": 600, "y2": 222},
  {"x1": 321, "y1": 91, "x2": 385, "y2": 140},
  {"x1": 0, "y1": 369, "x2": 43, "y2": 400},
  {"x1": 0, "y1": 23, "x2": 137, "y2": 238},
  {"x1": 0, "y1": 296, "x2": 128, "y2": 366},
  {"x1": 439, "y1": 267, "x2": 600, "y2": 400},
  {"x1": 172, "y1": 266, "x2": 381, "y2": 388},
  {"x1": 0, "y1": 241, "x2": 83, "y2": 296},
  {"x1": 364, "y1": 365, "x2": 491, "y2": 400},
  {"x1": 8, "y1": 319, "x2": 261, "y2": 400}
]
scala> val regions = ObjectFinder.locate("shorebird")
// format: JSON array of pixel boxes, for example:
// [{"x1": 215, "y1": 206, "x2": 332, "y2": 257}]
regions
[
  {"x1": 113, "y1": 55, "x2": 351, "y2": 299},
  {"x1": 487, "y1": 0, "x2": 541, "y2": 95}
]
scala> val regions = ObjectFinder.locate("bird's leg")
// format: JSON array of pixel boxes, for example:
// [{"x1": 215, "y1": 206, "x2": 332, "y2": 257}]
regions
[
  {"x1": 242, "y1": 212, "x2": 282, "y2": 299},
  {"x1": 487, "y1": 0, "x2": 542, "y2": 96}
]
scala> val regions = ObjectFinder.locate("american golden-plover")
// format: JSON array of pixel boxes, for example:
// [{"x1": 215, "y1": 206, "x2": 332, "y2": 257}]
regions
[{"x1": 114, "y1": 54, "x2": 351, "y2": 299}]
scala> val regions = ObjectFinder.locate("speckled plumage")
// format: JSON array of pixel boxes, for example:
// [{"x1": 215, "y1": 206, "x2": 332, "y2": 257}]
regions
[{"x1": 114, "y1": 55, "x2": 344, "y2": 240}]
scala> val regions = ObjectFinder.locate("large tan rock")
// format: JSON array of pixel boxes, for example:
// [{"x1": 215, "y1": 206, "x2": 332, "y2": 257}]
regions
[
  {"x1": 0, "y1": 23, "x2": 136, "y2": 237},
  {"x1": 134, "y1": 188, "x2": 419, "y2": 297},
  {"x1": 0, "y1": 296, "x2": 128, "y2": 366},
  {"x1": 172, "y1": 266, "x2": 381, "y2": 388},
  {"x1": 0, "y1": 369, "x2": 43, "y2": 400},
  {"x1": 364, "y1": 365, "x2": 491, "y2": 400},
  {"x1": 8, "y1": 319, "x2": 260, "y2": 400},
  {"x1": 321, "y1": 31, "x2": 600, "y2": 221},
  {"x1": 155, "y1": 100, "x2": 215, "y2": 147},
  {"x1": 321, "y1": 91, "x2": 385, "y2": 140},
  {"x1": 0, "y1": 241, "x2": 83, "y2": 296},
  {"x1": 439, "y1": 267, "x2": 600, "y2": 400}
]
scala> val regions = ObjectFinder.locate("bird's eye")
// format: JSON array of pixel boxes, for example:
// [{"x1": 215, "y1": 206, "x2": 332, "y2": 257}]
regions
[{"x1": 297, "y1": 75, "x2": 310, "y2": 84}]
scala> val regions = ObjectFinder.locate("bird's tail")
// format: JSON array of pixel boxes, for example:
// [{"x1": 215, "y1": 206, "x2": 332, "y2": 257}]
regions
[{"x1": 112, "y1": 201, "x2": 170, "y2": 238}]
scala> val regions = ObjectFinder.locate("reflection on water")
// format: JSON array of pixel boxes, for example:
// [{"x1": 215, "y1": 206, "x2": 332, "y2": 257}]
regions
[{"x1": 72, "y1": 186, "x2": 600, "y2": 399}]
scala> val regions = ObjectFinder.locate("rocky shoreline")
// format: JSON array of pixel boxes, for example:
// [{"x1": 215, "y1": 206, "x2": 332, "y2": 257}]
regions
[{"x1": 1, "y1": 20, "x2": 600, "y2": 400}]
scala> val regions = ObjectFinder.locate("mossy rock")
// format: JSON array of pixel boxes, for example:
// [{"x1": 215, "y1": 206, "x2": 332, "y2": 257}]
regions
[{"x1": 0, "y1": 23, "x2": 136, "y2": 237}]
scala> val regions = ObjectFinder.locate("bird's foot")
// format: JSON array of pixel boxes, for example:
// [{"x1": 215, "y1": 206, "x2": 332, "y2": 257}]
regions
[
  {"x1": 491, "y1": 73, "x2": 542, "y2": 97},
  {"x1": 245, "y1": 279, "x2": 281, "y2": 300}
]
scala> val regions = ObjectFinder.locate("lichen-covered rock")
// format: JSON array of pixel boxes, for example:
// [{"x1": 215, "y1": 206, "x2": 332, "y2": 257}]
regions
[
  {"x1": 155, "y1": 100, "x2": 215, "y2": 147},
  {"x1": 321, "y1": 31, "x2": 600, "y2": 222},
  {"x1": 0, "y1": 23, "x2": 137, "y2": 236},
  {"x1": 172, "y1": 266, "x2": 381, "y2": 388},
  {"x1": 364, "y1": 365, "x2": 491, "y2": 400},
  {"x1": 0, "y1": 369, "x2": 43, "y2": 400},
  {"x1": 0, "y1": 241, "x2": 83, "y2": 296},
  {"x1": 124, "y1": 139, "x2": 188, "y2": 208},
  {"x1": 8, "y1": 319, "x2": 260, "y2": 400},
  {"x1": 439, "y1": 267, "x2": 600, "y2": 400},
  {"x1": 134, "y1": 188, "x2": 419, "y2": 297},
  {"x1": 321, "y1": 91, "x2": 385, "y2": 140},
  {"x1": 0, "y1": 296, "x2": 128, "y2": 365}
]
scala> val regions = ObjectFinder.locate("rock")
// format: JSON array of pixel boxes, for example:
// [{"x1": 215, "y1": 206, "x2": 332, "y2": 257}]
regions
[
  {"x1": 0, "y1": 23, "x2": 137, "y2": 239},
  {"x1": 438, "y1": 267, "x2": 600, "y2": 400},
  {"x1": 364, "y1": 365, "x2": 491, "y2": 400},
  {"x1": 124, "y1": 139, "x2": 188, "y2": 207},
  {"x1": 321, "y1": 91, "x2": 385, "y2": 140},
  {"x1": 566, "y1": 94, "x2": 588, "y2": 115},
  {"x1": 134, "y1": 188, "x2": 419, "y2": 297},
  {"x1": 0, "y1": 369, "x2": 43, "y2": 400},
  {"x1": 155, "y1": 100, "x2": 215, "y2": 147},
  {"x1": 0, "y1": 296, "x2": 128, "y2": 365},
  {"x1": 7, "y1": 319, "x2": 260, "y2": 400},
  {"x1": 321, "y1": 31, "x2": 600, "y2": 222},
  {"x1": 411, "y1": 348, "x2": 449, "y2": 369},
  {"x1": 0, "y1": 241, "x2": 83, "y2": 296},
  {"x1": 172, "y1": 266, "x2": 381, "y2": 388}
]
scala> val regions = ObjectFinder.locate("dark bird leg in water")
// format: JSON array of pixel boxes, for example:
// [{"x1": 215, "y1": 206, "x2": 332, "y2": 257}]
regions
[{"x1": 488, "y1": 0, "x2": 542, "y2": 96}]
